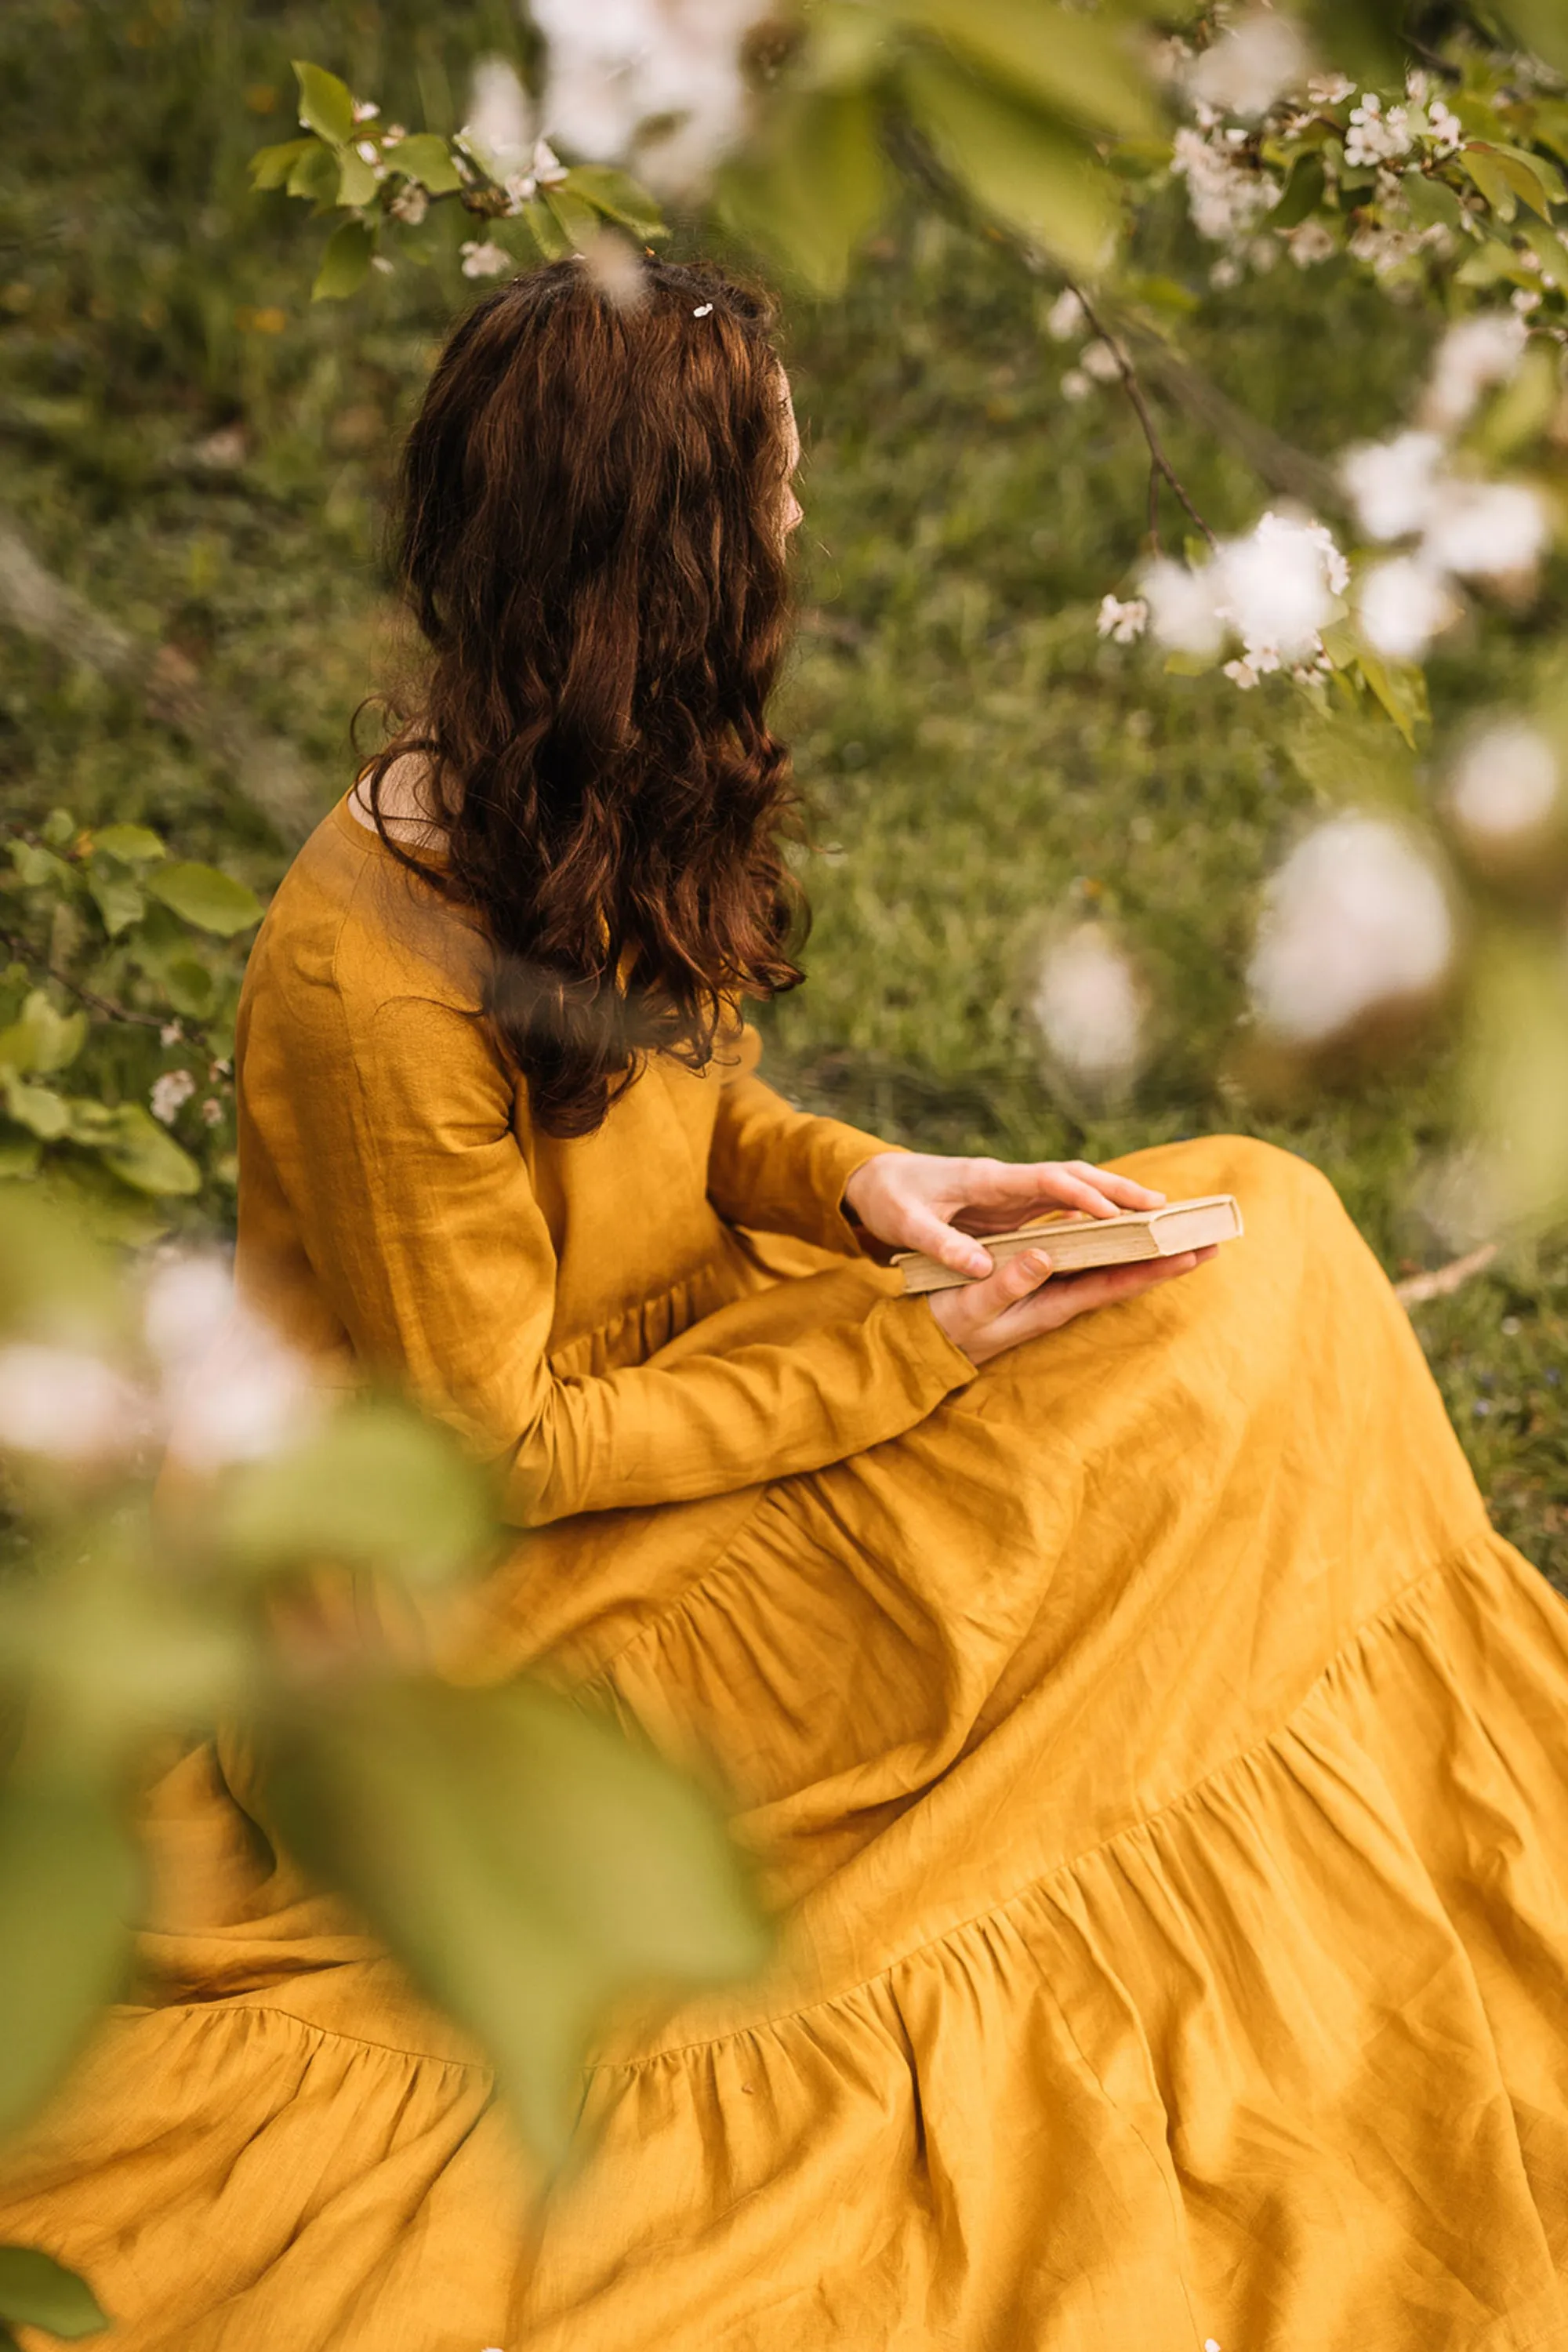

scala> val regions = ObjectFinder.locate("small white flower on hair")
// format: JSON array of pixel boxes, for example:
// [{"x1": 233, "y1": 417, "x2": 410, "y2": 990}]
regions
[
  {"x1": 1421, "y1": 478, "x2": 1548, "y2": 581},
  {"x1": 1341, "y1": 430, "x2": 1443, "y2": 543},
  {"x1": 1448, "y1": 722, "x2": 1560, "y2": 840},
  {"x1": 1141, "y1": 557, "x2": 1226, "y2": 659},
  {"x1": 1030, "y1": 924, "x2": 1145, "y2": 1096},
  {"x1": 1098, "y1": 594, "x2": 1149, "y2": 646},
  {"x1": 0, "y1": 1345, "x2": 146, "y2": 1464},
  {"x1": 1247, "y1": 814, "x2": 1453, "y2": 1044},
  {"x1": 1045, "y1": 287, "x2": 1086, "y2": 342},
  {"x1": 151, "y1": 1068, "x2": 197, "y2": 1127},
  {"x1": 692, "y1": 302, "x2": 713, "y2": 317},
  {"x1": 1358, "y1": 557, "x2": 1458, "y2": 662},
  {"x1": 459, "y1": 240, "x2": 514, "y2": 280}
]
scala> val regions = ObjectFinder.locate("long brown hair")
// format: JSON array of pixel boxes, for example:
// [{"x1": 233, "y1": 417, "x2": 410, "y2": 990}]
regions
[{"x1": 360, "y1": 255, "x2": 807, "y2": 1138}]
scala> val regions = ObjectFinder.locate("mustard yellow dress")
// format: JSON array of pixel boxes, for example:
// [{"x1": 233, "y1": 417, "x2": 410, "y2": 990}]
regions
[{"x1": 5, "y1": 790, "x2": 1568, "y2": 2351}]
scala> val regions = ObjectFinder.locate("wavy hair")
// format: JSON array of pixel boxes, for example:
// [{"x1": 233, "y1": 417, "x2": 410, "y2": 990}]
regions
[{"x1": 359, "y1": 255, "x2": 807, "y2": 1137}]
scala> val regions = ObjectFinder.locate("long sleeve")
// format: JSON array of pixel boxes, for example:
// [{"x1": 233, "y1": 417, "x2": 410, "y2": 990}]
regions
[
  {"x1": 706, "y1": 1022, "x2": 898, "y2": 1253},
  {"x1": 279, "y1": 996, "x2": 974, "y2": 1529}
]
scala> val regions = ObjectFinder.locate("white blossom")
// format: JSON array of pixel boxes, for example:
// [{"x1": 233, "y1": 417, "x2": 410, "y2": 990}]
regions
[
  {"x1": 1223, "y1": 658, "x2": 1261, "y2": 689},
  {"x1": 1188, "y1": 11, "x2": 1310, "y2": 120},
  {"x1": 1448, "y1": 722, "x2": 1560, "y2": 840},
  {"x1": 1247, "y1": 814, "x2": 1453, "y2": 1044},
  {"x1": 1080, "y1": 338, "x2": 1125, "y2": 384},
  {"x1": 1422, "y1": 313, "x2": 1529, "y2": 432},
  {"x1": 1214, "y1": 511, "x2": 1348, "y2": 672},
  {"x1": 1341, "y1": 430, "x2": 1443, "y2": 542},
  {"x1": 584, "y1": 229, "x2": 650, "y2": 310},
  {"x1": 1345, "y1": 93, "x2": 1415, "y2": 169},
  {"x1": 530, "y1": 0, "x2": 770, "y2": 194},
  {"x1": 1425, "y1": 100, "x2": 1463, "y2": 155},
  {"x1": 146, "y1": 1257, "x2": 319, "y2": 1474},
  {"x1": 352, "y1": 99, "x2": 379, "y2": 124},
  {"x1": 1288, "y1": 219, "x2": 1335, "y2": 269},
  {"x1": 1097, "y1": 594, "x2": 1148, "y2": 645},
  {"x1": 1045, "y1": 288, "x2": 1087, "y2": 343},
  {"x1": 459, "y1": 241, "x2": 514, "y2": 280},
  {"x1": 389, "y1": 183, "x2": 429, "y2": 226},
  {"x1": 1358, "y1": 557, "x2": 1458, "y2": 662},
  {"x1": 1061, "y1": 368, "x2": 1093, "y2": 403},
  {"x1": 1030, "y1": 924, "x2": 1145, "y2": 1094},
  {"x1": 1140, "y1": 557, "x2": 1226, "y2": 659},
  {"x1": 151, "y1": 1068, "x2": 197, "y2": 1126},
  {"x1": 1172, "y1": 124, "x2": 1280, "y2": 243},
  {"x1": 1421, "y1": 478, "x2": 1549, "y2": 580},
  {"x1": 0, "y1": 1345, "x2": 146, "y2": 1464},
  {"x1": 200, "y1": 1098, "x2": 223, "y2": 1127},
  {"x1": 1308, "y1": 74, "x2": 1356, "y2": 106},
  {"x1": 462, "y1": 56, "x2": 534, "y2": 177}
]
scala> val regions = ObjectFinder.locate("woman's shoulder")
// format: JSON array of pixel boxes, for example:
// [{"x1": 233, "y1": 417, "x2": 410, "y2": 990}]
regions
[{"x1": 252, "y1": 791, "x2": 489, "y2": 1023}]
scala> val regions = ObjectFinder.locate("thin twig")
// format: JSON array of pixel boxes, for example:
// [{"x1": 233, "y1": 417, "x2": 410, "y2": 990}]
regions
[
  {"x1": 1147, "y1": 459, "x2": 1163, "y2": 557},
  {"x1": 0, "y1": 924, "x2": 192, "y2": 1037},
  {"x1": 1395, "y1": 1243, "x2": 1499, "y2": 1308},
  {"x1": 1067, "y1": 281, "x2": 1219, "y2": 552}
]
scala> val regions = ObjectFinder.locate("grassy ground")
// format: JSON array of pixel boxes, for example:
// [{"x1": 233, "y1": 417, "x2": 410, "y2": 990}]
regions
[{"x1": 1, "y1": 2, "x2": 1563, "y2": 1581}]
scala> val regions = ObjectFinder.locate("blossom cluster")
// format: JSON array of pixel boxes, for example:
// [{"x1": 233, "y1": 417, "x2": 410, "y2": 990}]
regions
[
  {"x1": 1098, "y1": 510, "x2": 1350, "y2": 690},
  {"x1": 1342, "y1": 315, "x2": 1550, "y2": 662}
]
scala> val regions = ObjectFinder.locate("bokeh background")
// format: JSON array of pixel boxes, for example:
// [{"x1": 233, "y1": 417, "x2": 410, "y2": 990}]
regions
[{"x1": 1, "y1": 0, "x2": 1563, "y2": 1579}]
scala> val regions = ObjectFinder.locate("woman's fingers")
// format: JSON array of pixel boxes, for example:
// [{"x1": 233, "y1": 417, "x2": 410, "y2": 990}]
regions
[
  {"x1": 1010, "y1": 1246, "x2": 1214, "y2": 1337},
  {"x1": 900, "y1": 1203, "x2": 995, "y2": 1281},
  {"x1": 960, "y1": 1158, "x2": 1167, "y2": 1224}
]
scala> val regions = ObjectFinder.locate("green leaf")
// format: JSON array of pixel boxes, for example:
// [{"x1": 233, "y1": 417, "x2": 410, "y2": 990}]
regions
[
  {"x1": 561, "y1": 165, "x2": 666, "y2": 240},
  {"x1": 543, "y1": 188, "x2": 604, "y2": 256},
  {"x1": 216, "y1": 1402, "x2": 492, "y2": 1588},
  {"x1": 285, "y1": 140, "x2": 341, "y2": 209},
  {"x1": 519, "y1": 198, "x2": 572, "y2": 262},
  {"x1": 721, "y1": 87, "x2": 891, "y2": 295},
  {"x1": 292, "y1": 60, "x2": 355, "y2": 149},
  {"x1": 1461, "y1": 147, "x2": 1519, "y2": 224},
  {"x1": 263, "y1": 1679, "x2": 771, "y2": 2161},
  {"x1": 1401, "y1": 172, "x2": 1468, "y2": 234},
  {"x1": 0, "y1": 1132, "x2": 42, "y2": 1180},
  {"x1": 86, "y1": 873, "x2": 146, "y2": 940},
  {"x1": 162, "y1": 958, "x2": 214, "y2": 1018},
  {"x1": 249, "y1": 137, "x2": 314, "y2": 192},
  {"x1": 1475, "y1": 343, "x2": 1561, "y2": 462},
  {"x1": 1271, "y1": 152, "x2": 1326, "y2": 231},
  {"x1": 900, "y1": 56, "x2": 1118, "y2": 276},
  {"x1": 1465, "y1": 931, "x2": 1568, "y2": 1229},
  {"x1": 387, "y1": 132, "x2": 463, "y2": 197},
  {"x1": 1519, "y1": 214, "x2": 1568, "y2": 289},
  {"x1": 93, "y1": 1106, "x2": 202, "y2": 1198},
  {"x1": 311, "y1": 217, "x2": 376, "y2": 302},
  {"x1": 7, "y1": 840, "x2": 78, "y2": 894},
  {"x1": 144, "y1": 863, "x2": 263, "y2": 938},
  {"x1": 889, "y1": 0, "x2": 1160, "y2": 142},
  {"x1": 0, "y1": 993, "x2": 86, "y2": 1078},
  {"x1": 336, "y1": 149, "x2": 380, "y2": 210},
  {"x1": 2, "y1": 1080, "x2": 68, "y2": 1142},
  {"x1": 1356, "y1": 646, "x2": 1429, "y2": 750},
  {"x1": 0, "y1": 1772, "x2": 138, "y2": 2137},
  {"x1": 0, "y1": 2248, "x2": 107, "y2": 2339},
  {"x1": 89, "y1": 824, "x2": 165, "y2": 865},
  {"x1": 1490, "y1": 151, "x2": 1559, "y2": 223},
  {"x1": 1454, "y1": 238, "x2": 1535, "y2": 291}
]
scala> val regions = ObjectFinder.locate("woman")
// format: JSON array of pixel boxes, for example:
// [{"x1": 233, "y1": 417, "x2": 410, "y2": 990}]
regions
[{"x1": 5, "y1": 256, "x2": 1568, "y2": 2351}]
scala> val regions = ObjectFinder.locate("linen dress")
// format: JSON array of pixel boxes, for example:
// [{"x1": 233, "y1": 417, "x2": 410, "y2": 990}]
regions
[{"x1": 2, "y1": 788, "x2": 1568, "y2": 2351}]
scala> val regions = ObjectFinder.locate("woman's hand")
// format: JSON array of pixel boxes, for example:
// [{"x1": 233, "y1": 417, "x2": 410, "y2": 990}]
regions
[
  {"x1": 842, "y1": 1150, "x2": 1167, "y2": 1279},
  {"x1": 925, "y1": 1243, "x2": 1218, "y2": 1368}
]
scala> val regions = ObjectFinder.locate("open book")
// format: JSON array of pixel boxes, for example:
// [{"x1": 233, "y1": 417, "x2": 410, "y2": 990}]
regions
[{"x1": 895, "y1": 1193, "x2": 1244, "y2": 1296}]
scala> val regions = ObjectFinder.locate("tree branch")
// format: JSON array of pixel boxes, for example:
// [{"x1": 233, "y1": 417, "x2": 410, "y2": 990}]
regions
[
  {"x1": 1068, "y1": 281, "x2": 1220, "y2": 552},
  {"x1": 0, "y1": 924, "x2": 196, "y2": 1038}
]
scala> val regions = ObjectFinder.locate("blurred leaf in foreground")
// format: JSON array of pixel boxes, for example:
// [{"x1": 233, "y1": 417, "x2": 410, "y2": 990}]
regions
[
  {"x1": 0, "y1": 2245, "x2": 107, "y2": 2342},
  {"x1": 0, "y1": 1770, "x2": 139, "y2": 2136},
  {"x1": 264, "y1": 1679, "x2": 771, "y2": 2162}
]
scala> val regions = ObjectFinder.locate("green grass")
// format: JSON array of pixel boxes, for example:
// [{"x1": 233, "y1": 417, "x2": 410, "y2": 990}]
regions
[{"x1": 1, "y1": 2, "x2": 1563, "y2": 1582}]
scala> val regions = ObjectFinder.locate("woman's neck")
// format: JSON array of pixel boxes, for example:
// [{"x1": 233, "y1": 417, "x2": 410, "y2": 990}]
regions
[{"x1": 347, "y1": 750, "x2": 454, "y2": 851}]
